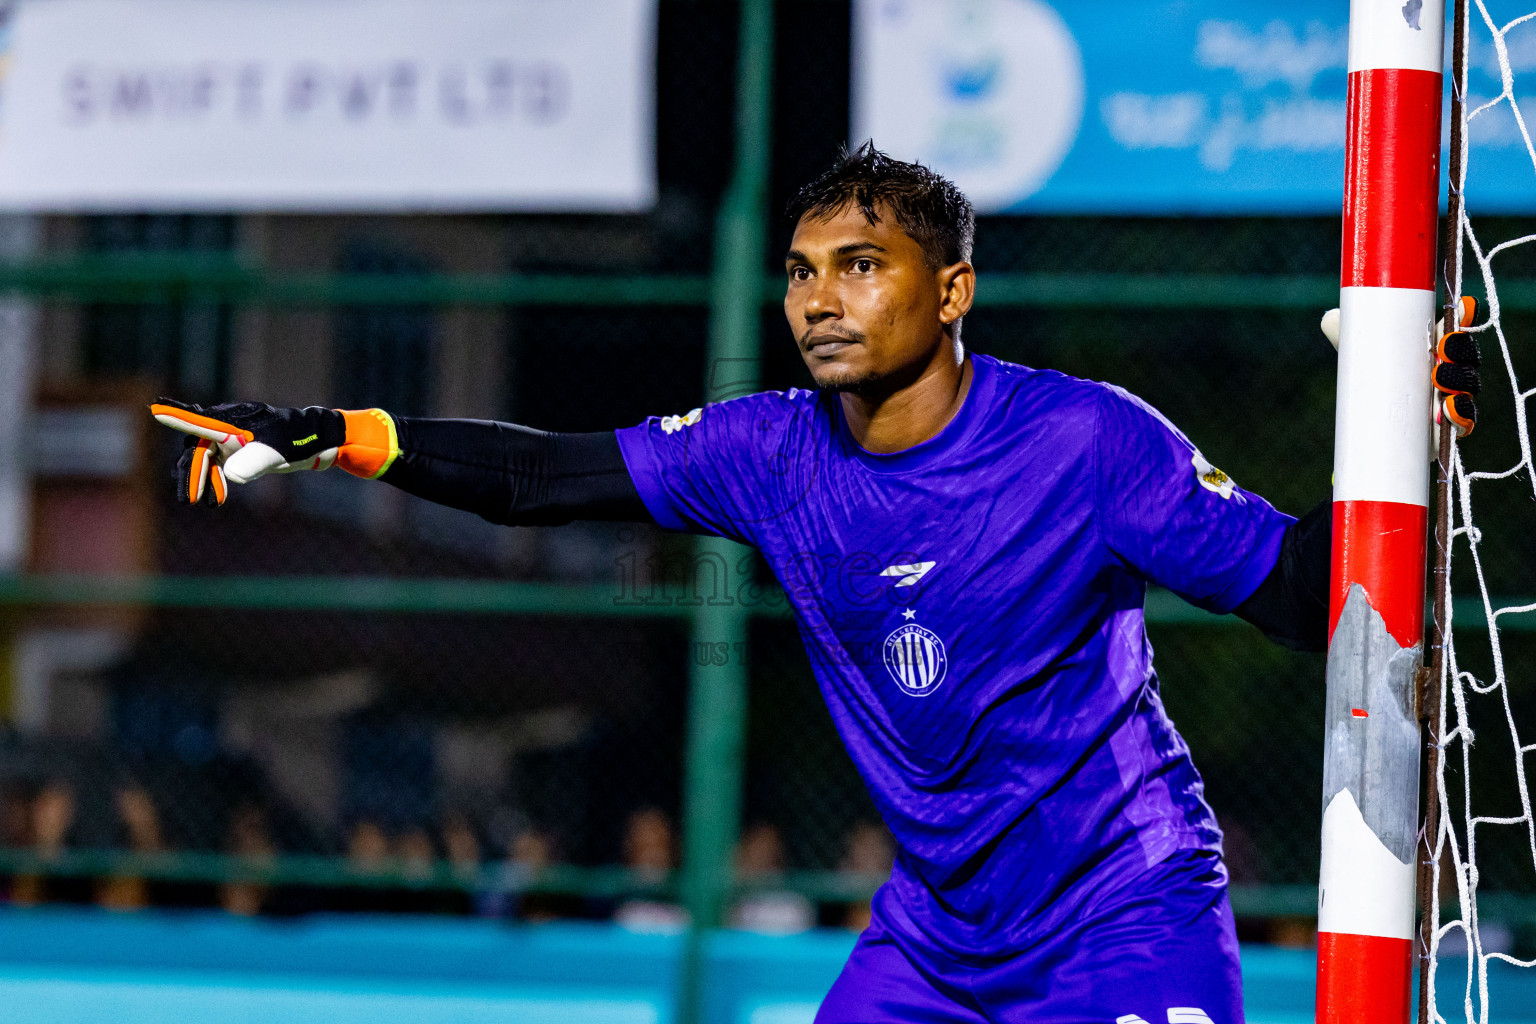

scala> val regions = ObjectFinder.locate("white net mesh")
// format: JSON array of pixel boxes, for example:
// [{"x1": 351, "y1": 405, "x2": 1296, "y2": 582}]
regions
[{"x1": 1426, "y1": 3, "x2": 1536, "y2": 1019}]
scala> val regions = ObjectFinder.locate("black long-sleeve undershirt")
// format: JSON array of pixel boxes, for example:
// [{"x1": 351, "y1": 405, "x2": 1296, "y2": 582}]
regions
[
  {"x1": 380, "y1": 414, "x2": 1332, "y2": 650},
  {"x1": 380, "y1": 416, "x2": 650, "y2": 526},
  {"x1": 1232, "y1": 499, "x2": 1332, "y2": 652}
]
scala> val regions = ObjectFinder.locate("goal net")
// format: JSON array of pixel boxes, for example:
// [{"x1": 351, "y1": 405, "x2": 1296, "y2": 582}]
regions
[{"x1": 1424, "y1": 2, "x2": 1536, "y2": 1020}]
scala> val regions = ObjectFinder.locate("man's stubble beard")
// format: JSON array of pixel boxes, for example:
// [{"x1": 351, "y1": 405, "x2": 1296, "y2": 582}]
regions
[
  {"x1": 813, "y1": 367, "x2": 885, "y2": 395},
  {"x1": 800, "y1": 326, "x2": 887, "y2": 395},
  {"x1": 801, "y1": 324, "x2": 960, "y2": 398},
  {"x1": 808, "y1": 343, "x2": 937, "y2": 399}
]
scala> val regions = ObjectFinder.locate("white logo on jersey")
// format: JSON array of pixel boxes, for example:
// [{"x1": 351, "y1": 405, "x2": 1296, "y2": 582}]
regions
[
  {"x1": 883, "y1": 622, "x2": 948, "y2": 696},
  {"x1": 660, "y1": 408, "x2": 703, "y2": 435},
  {"x1": 1113, "y1": 1008, "x2": 1214, "y2": 1024},
  {"x1": 880, "y1": 561, "x2": 935, "y2": 587},
  {"x1": 1167, "y1": 1010, "x2": 1214, "y2": 1024},
  {"x1": 1191, "y1": 450, "x2": 1235, "y2": 499}
]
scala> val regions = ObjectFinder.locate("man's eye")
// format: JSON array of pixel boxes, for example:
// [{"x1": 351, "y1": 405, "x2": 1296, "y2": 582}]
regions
[
  {"x1": 789, "y1": 266, "x2": 810, "y2": 281},
  {"x1": 853, "y1": 259, "x2": 874, "y2": 273}
]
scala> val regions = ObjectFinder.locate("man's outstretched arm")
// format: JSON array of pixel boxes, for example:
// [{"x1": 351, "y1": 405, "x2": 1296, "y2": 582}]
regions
[
  {"x1": 385, "y1": 417, "x2": 649, "y2": 525},
  {"x1": 150, "y1": 400, "x2": 653, "y2": 526}
]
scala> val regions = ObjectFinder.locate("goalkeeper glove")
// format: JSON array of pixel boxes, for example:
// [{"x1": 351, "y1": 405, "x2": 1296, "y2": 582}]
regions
[
  {"x1": 1434, "y1": 296, "x2": 1481, "y2": 437},
  {"x1": 149, "y1": 399, "x2": 399, "y2": 506},
  {"x1": 1319, "y1": 295, "x2": 1482, "y2": 440}
]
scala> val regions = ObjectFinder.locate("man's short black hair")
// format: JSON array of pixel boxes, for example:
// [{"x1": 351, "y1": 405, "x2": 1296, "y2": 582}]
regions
[{"x1": 786, "y1": 141, "x2": 975, "y2": 270}]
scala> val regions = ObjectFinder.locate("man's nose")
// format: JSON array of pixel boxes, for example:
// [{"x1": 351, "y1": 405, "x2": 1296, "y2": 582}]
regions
[{"x1": 802, "y1": 277, "x2": 841, "y2": 322}]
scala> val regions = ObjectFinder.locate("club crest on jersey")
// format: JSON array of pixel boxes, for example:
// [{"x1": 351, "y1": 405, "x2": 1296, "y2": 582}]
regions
[
  {"x1": 1191, "y1": 450, "x2": 1235, "y2": 499},
  {"x1": 660, "y1": 408, "x2": 703, "y2": 434},
  {"x1": 883, "y1": 622, "x2": 948, "y2": 697}
]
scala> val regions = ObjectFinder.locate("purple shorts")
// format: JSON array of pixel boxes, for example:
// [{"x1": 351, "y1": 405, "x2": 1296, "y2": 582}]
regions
[{"x1": 816, "y1": 850, "x2": 1244, "y2": 1024}]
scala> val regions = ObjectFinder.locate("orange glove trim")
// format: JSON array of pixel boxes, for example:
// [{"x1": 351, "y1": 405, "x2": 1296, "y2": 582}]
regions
[
  {"x1": 1455, "y1": 295, "x2": 1477, "y2": 330},
  {"x1": 188, "y1": 440, "x2": 211, "y2": 503},
  {"x1": 1435, "y1": 296, "x2": 1481, "y2": 439},
  {"x1": 186, "y1": 440, "x2": 229, "y2": 505},
  {"x1": 1443, "y1": 395, "x2": 1476, "y2": 437},
  {"x1": 148, "y1": 404, "x2": 255, "y2": 445},
  {"x1": 336, "y1": 408, "x2": 400, "y2": 480}
]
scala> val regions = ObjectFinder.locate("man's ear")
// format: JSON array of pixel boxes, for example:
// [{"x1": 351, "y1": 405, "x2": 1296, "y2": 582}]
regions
[{"x1": 938, "y1": 261, "x2": 976, "y2": 326}]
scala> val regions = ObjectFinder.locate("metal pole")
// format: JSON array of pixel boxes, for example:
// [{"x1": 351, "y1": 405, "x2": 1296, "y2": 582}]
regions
[
  {"x1": 676, "y1": 1, "x2": 773, "y2": 1021},
  {"x1": 1318, "y1": 2, "x2": 1445, "y2": 1021},
  {"x1": 1419, "y1": 1, "x2": 1470, "y2": 1020}
]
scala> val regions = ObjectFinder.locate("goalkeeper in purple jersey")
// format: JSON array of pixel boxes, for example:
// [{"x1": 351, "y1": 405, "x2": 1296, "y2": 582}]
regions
[{"x1": 152, "y1": 145, "x2": 1485, "y2": 1024}]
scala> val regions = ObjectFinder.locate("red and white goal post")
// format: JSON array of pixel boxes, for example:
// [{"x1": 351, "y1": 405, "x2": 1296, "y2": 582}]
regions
[{"x1": 1318, "y1": 0, "x2": 1448, "y2": 1021}]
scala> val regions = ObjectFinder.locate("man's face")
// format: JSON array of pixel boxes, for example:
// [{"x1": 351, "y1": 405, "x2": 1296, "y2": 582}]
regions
[{"x1": 784, "y1": 203, "x2": 968, "y2": 394}]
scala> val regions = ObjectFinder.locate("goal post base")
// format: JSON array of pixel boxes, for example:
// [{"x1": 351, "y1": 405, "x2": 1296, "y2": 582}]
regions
[{"x1": 1317, "y1": 932, "x2": 1413, "y2": 1024}]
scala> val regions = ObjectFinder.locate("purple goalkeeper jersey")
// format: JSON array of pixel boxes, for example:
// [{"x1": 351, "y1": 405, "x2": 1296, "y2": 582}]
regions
[{"x1": 616, "y1": 352, "x2": 1291, "y2": 958}]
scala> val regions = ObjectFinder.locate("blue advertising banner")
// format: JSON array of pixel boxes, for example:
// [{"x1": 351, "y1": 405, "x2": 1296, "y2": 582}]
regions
[{"x1": 852, "y1": 0, "x2": 1536, "y2": 213}]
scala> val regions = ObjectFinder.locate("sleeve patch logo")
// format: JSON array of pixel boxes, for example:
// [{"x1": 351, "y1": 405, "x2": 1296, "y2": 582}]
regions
[
  {"x1": 660, "y1": 407, "x2": 703, "y2": 435},
  {"x1": 1191, "y1": 450, "x2": 1235, "y2": 499}
]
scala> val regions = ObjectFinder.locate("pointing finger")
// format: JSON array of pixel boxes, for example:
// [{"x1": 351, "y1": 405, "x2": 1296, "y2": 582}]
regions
[{"x1": 150, "y1": 402, "x2": 254, "y2": 446}]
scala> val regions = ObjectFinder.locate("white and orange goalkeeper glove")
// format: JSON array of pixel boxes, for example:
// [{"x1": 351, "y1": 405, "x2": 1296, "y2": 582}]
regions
[
  {"x1": 150, "y1": 399, "x2": 399, "y2": 506},
  {"x1": 1320, "y1": 295, "x2": 1482, "y2": 442},
  {"x1": 1433, "y1": 297, "x2": 1482, "y2": 437}
]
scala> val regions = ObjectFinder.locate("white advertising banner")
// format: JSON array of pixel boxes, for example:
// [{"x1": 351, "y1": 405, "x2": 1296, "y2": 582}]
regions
[{"x1": 0, "y1": 0, "x2": 656, "y2": 211}]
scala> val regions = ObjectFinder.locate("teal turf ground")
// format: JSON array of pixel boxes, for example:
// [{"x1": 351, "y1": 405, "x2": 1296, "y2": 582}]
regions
[{"x1": 0, "y1": 908, "x2": 1527, "y2": 1023}]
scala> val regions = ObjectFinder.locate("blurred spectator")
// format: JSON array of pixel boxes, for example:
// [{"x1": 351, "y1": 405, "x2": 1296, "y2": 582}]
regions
[
  {"x1": 396, "y1": 826, "x2": 435, "y2": 882},
  {"x1": 836, "y1": 821, "x2": 894, "y2": 932},
  {"x1": 0, "y1": 784, "x2": 32, "y2": 849},
  {"x1": 395, "y1": 823, "x2": 470, "y2": 916},
  {"x1": 623, "y1": 807, "x2": 676, "y2": 878},
  {"x1": 506, "y1": 828, "x2": 558, "y2": 920},
  {"x1": 433, "y1": 812, "x2": 480, "y2": 916},
  {"x1": 509, "y1": 828, "x2": 554, "y2": 876},
  {"x1": 347, "y1": 819, "x2": 391, "y2": 873},
  {"x1": 117, "y1": 784, "x2": 166, "y2": 852},
  {"x1": 98, "y1": 783, "x2": 166, "y2": 911},
  {"x1": 480, "y1": 827, "x2": 545, "y2": 918},
  {"x1": 13, "y1": 780, "x2": 88, "y2": 906},
  {"x1": 221, "y1": 803, "x2": 277, "y2": 917},
  {"x1": 481, "y1": 826, "x2": 584, "y2": 922},
  {"x1": 441, "y1": 812, "x2": 481, "y2": 884},
  {"x1": 841, "y1": 821, "x2": 894, "y2": 875},
  {"x1": 613, "y1": 807, "x2": 687, "y2": 933},
  {"x1": 33, "y1": 780, "x2": 75, "y2": 861},
  {"x1": 394, "y1": 824, "x2": 434, "y2": 914},
  {"x1": 337, "y1": 817, "x2": 397, "y2": 913},
  {"x1": 0, "y1": 784, "x2": 33, "y2": 904},
  {"x1": 728, "y1": 821, "x2": 813, "y2": 934}
]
